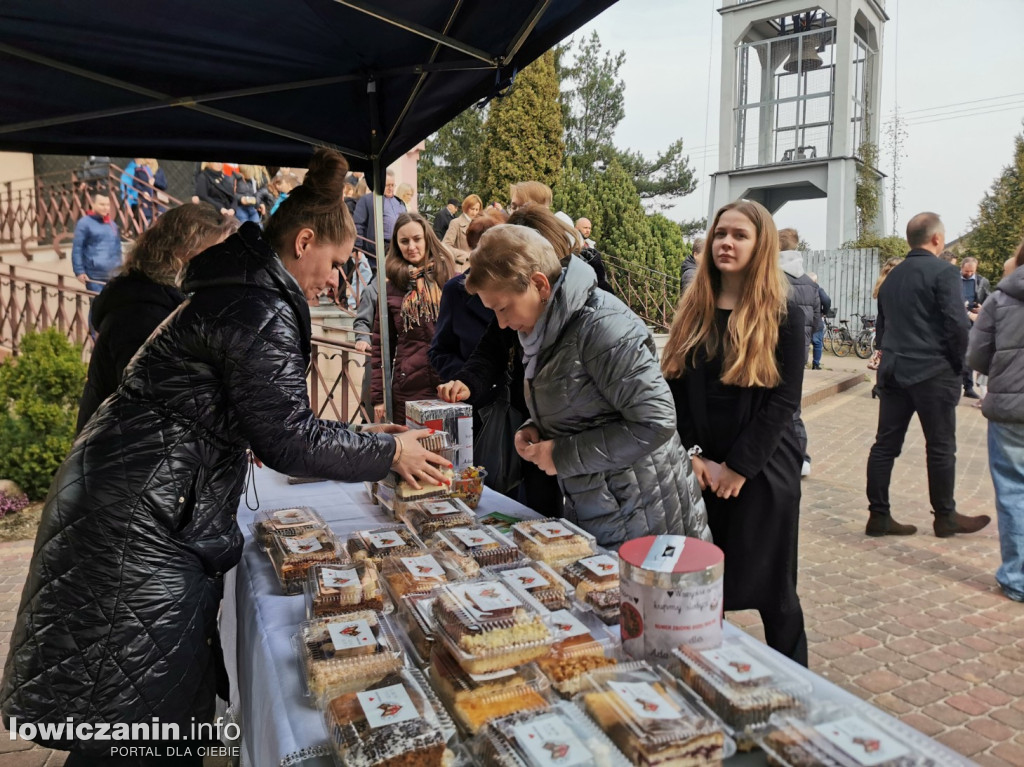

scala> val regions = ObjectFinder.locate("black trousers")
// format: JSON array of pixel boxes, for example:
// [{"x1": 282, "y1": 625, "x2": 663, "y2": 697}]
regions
[
  {"x1": 760, "y1": 605, "x2": 808, "y2": 667},
  {"x1": 866, "y1": 373, "x2": 960, "y2": 517}
]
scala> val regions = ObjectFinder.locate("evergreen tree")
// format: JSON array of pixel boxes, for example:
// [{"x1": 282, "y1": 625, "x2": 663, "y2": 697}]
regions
[
  {"x1": 552, "y1": 160, "x2": 602, "y2": 241},
  {"x1": 590, "y1": 157, "x2": 662, "y2": 269},
  {"x1": 481, "y1": 50, "x2": 564, "y2": 205},
  {"x1": 417, "y1": 106, "x2": 486, "y2": 216},
  {"x1": 964, "y1": 131, "x2": 1024, "y2": 282}
]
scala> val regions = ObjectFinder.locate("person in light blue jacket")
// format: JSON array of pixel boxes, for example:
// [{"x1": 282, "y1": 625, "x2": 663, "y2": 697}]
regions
[{"x1": 71, "y1": 193, "x2": 122, "y2": 293}]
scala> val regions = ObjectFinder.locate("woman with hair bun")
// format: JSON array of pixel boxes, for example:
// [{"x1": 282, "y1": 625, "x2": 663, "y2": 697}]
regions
[
  {"x1": 1, "y1": 148, "x2": 451, "y2": 764},
  {"x1": 76, "y1": 203, "x2": 238, "y2": 432},
  {"x1": 372, "y1": 211, "x2": 457, "y2": 423},
  {"x1": 662, "y1": 200, "x2": 808, "y2": 665}
]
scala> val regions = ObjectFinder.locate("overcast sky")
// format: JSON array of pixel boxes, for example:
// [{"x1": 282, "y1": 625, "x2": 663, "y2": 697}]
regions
[{"x1": 574, "y1": 0, "x2": 1024, "y2": 249}]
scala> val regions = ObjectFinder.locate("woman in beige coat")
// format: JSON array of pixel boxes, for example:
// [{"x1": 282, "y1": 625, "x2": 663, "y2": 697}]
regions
[{"x1": 443, "y1": 193, "x2": 482, "y2": 268}]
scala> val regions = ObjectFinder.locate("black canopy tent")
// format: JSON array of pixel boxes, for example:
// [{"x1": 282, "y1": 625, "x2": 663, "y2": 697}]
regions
[{"x1": 0, "y1": 0, "x2": 618, "y2": 419}]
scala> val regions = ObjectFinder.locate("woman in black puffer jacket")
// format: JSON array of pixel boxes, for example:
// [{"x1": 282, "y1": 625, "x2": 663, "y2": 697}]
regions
[
  {"x1": 1, "y1": 149, "x2": 450, "y2": 764},
  {"x1": 75, "y1": 203, "x2": 237, "y2": 433}
]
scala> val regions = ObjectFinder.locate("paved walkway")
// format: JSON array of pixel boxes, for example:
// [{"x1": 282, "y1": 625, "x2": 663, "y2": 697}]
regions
[{"x1": 0, "y1": 355, "x2": 1020, "y2": 765}]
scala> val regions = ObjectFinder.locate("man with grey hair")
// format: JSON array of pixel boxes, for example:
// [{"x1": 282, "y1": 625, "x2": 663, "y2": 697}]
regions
[
  {"x1": 352, "y1": 169, "x2": 406, "y2": 259},
  {"x1": 960, "y1": 255, "x2": 992, "y2": 398},
  {"x1": 865, "y1": 212, "x2": 990, "y2": 538}
]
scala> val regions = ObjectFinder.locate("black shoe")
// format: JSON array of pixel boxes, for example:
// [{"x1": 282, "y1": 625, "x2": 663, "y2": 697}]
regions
[
  {"x1": 964, "y1": 388, "x2": 980, "y2": 399},
  {"x1": 866, "y1": 512, "x2": 918, "y2": 537},
  {"x1": 812, "y1": 363, "x2": 822, "y2": 370},
  {"x1": 934, "y1": 512, "x2": 991, "y2": 537}
]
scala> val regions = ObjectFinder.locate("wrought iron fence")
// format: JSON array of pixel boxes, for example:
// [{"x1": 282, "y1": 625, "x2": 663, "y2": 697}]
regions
[
  {"x1": 309, "y1": 334, "x2": 371, "y2": 425},
  {"x1": 0, "y1": 263, "x2": 95, "y2": 358},
  {"x1": 602, "y1": 254, "x2": 681, "y2": 332},
  {"x1": 0, "y1": 164, "x2": 182, "y2": 253}
]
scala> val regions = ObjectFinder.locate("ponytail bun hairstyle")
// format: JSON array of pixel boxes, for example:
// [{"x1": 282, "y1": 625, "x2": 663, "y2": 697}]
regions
[{"x1": 264, "y1": 148, "x2": 355, "y2": 256}]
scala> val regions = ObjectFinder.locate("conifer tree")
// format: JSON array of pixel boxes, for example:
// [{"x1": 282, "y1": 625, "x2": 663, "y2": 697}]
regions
[
  {"x1": 481, "y1": 50, "x2": 564, "y2": 205},
  {"x1": 965, "y1": 131, "x2": 1024, "y2": 282},
  {"x1": 417, "y1": 106, "x2": 486, "y2": 216}
]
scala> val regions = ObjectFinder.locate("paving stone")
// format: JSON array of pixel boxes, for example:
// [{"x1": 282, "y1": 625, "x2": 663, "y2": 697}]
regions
[
  {"x1": 0, "y1": 752, "x2": 49, "y2": 767},
  {"x1": 990, "y1": 706, "x2": 1024, "y2": 730},
  {"x1": 887, "y1": 636, "x2": 935, "y2": 656},
  {"x1": 929, "y1": 672, "x2": 972, "y2": 693},
  {"x1": 945, "y1": 694, "x2": 991, "y2": 716},
  {"x1": 898, "y1": 712, "x2": 944, "y2": 738},
  {"x1": 855, "y1": 669, "x2": 905, "y2": 695},
  {"x1": 935, "y1": 727, "x2": 992, "y2": 756},
  {"x1": 969, "y1": 686, "x2": 1014, "y2": 708},
  {"x1": 891, "y1": 681, "x2": 945, "y2": 706},
  {"x1": 966, "y1": 717, "x2": 1016, "y2": 742},
  {"x1": 829, "y1": 653, "x2": 878, "y2": 676},
  {"x1": 950, "y1": 661, "x2": 1000, "y2": 684},
  {"x1": 973, "y1": 753, "x2": 1016, "y2": 767},
  {"x1": 989, "y1": 674, "x2": 1024, "y2": 697},
  {"x1": 992, "y1": 742, "x2": 1024, "y2": 765},
  {"x1": 907, "y1": 650, "x2": 951, "y2": 673},
  {"x1": 870, "y1": 692, "x2": 914, "y2": 715},
  {"x1": 922, "y1": 702, "x2": 971, "y2": 727}
]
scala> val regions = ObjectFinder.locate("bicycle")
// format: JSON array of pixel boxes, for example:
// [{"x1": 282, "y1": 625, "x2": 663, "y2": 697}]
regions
[
  {"x1": 824, "y1": 311, "x2": 854, "y2": 357},
  {"x1": 852, "y1": 313, "x2": 877, "y2": 359}
]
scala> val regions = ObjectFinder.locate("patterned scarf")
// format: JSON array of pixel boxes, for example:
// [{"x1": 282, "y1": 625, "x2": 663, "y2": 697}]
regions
[{"x1": 400, "y1": 263, "x2": 442, "y2": 328}]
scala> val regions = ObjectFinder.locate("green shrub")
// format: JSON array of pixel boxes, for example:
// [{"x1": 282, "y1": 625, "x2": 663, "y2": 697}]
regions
[{"x1": 0, "y1": 330, "x2": 86, "y2": 500}]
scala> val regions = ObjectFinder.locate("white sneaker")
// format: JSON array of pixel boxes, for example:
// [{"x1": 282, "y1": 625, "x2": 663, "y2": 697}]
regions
[{"x1": 801, "y1": 461, "x2": 811, "y2": 478}]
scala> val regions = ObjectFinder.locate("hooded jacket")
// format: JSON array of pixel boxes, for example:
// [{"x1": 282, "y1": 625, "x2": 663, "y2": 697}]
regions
[
  {"x1": 76, "y1": 271, "x2": 185, "y2": 432},
  {"x1": 1, "y1": 223, "x2": 395, "y2": 752},
  {"x1": 523, "y1": 256, "x2": 710, "y2": 549},
  {"x1": 779, "y1": 249, "x2": 821, "y2": 344},
  {"x1": 967, "y1": 266, "x2": 1024, "y2": 423},
  {"x1": 71, "y1": 212, "x2": 122, "y2": 282}
]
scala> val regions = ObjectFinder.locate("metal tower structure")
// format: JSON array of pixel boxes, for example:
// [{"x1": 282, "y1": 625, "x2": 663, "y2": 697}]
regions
[{"x1": 708, "y1": 0, "x2": 888, "y2": 247}]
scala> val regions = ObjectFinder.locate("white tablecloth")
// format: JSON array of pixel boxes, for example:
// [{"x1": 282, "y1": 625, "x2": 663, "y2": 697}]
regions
[{"x1": 223, "y1": 467, "x2": 973, "y2": 767}]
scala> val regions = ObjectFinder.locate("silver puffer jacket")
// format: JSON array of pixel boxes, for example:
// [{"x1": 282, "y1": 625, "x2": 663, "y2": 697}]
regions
[
  {"x1": 522, "y1": 257, "x2": 710, "y2": 549},
  {"x1": 968, "y1": 265, "x2": 1024, "y2": 423}
]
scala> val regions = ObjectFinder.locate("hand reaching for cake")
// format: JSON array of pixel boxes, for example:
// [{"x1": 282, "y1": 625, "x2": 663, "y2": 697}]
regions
[
  {"x1": 436, "y1": 380, "x2": 471, "y2": 402},
  {"x1": 392, "y1": 428, "x2": 453, "y2": 489}
]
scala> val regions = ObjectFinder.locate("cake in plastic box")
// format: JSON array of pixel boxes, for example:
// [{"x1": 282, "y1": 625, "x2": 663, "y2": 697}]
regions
[
  {"x1": 431, "y1": 579, "x2": 554, "y2": 674},
  {"x1": 579, "y1": 661, "x2": 733, "y2": 766},
  {"x1": 380, "y1": 550, "x2": 467, "y2": 600},
  {"x1": 269, "y1": 528, "x2": 345, "y2": 595},
  {"x1": 476, "y1": 702, "x2": 632, "y2": 767},
  {"x1": 297, "y1": 611, "x2": 404, "y2": 699},
  {"x1": 252, "y1": 506, "x2": 326, "y2": 550},
  {"x1": 305, "y1": 562, "x2": 392, "y2": 619},
  {"x1": 562, "y1": 553, "x2": 621, "y2": 624},
  {"x1": 511, "y1": 519, "x2": 596, "y2": 571},
  {"x1": 405, "y1": 399, "x2": 473, "y2": 470},
  {"x1": 399, "y1": 498, "x2": 476, "y2": 539},
  {"x1": 397, "y1": 592, "x2": 438, "y2": 667},
  {"x1": 756, "y1": 705, "x2": 946, "y2": 767},
  {"x1": 322, "y1": 668, "x2": 456, "y2": 767},
  {"x1": 673, "y1": 636, "x2": 810, "y2": 749},
  {"x1": 428, "y1": 643, "x2": 550, "y2": 734},
  {"x1": 347, "y1": 525, "x2": 425, "y2": 566},
  {"x1": 430, "y1": 524, "x2": 522, "y2": 569},
  {"x1": 535, "y1": 609, "x2": 619, "y2": 697},
  {"x1": 488, "y1": 561, "x2": 574, "y2": 612},
  {"x1": 375, "y1": 469, "x2": 456, "y2": 517}
]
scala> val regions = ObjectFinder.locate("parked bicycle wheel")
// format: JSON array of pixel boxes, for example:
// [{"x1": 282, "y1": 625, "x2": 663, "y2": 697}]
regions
[
  {"x1": 833, "y1": 329, "x2": 854, "y2": 357},
  {"x1": 854, "y1": 330, "x2": 874, "y2": 359}
]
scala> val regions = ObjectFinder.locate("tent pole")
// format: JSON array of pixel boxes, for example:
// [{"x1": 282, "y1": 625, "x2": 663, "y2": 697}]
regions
[{"x1": 368, "y1": 79, "x2": 394, "y2": 423}]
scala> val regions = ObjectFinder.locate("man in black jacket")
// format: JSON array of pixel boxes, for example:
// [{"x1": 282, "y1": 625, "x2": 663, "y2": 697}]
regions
[
  {"x1": 433, "y1": 197, "x2": 460, "y2": 240},
  {"x1": 679, "y1": 237, "x2": 704, "y2": 291},
  {"x1": 865, "y1": 212, "x2": 991, "y2": 538}
]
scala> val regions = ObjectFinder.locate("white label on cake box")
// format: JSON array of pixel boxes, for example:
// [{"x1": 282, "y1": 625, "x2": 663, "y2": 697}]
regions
[
  {"x1": 620, "y1": 573, "x2": 723, "y2": 662},
  {"x1": 422, "y1": 500, "x2": 458, "y2": 517},
  {"x1": 607, "y1": 681, "x2": 680, "y2": 721},
  {"x1": 548, "y1": 610, "x2": 591, "y2": 640},
  {"x1": 580, "y1": 554, "x2": 619, "y2": 579},
  {"x1": 273, "y1": 508, "x2": 312, "y2": 526},
  {"x1": 320, "y1": 567, "x2": 358, "y2": 589},
  {"x1": 512, "y1": 713, "x2": 592, "y2": 767},
  {"x1": 357, "y1": 682, "x2": 419, "y2": 729},
  {"x1": 401, "y1": 554, "x2": 444, "y2": 578},
  {"x1": 450, "y1": 526, "x2": 496, "y2": 549},
  {"x1": 458, "y1": 582, "x2": 521, "y2": 613},
  {"x1": 283, "y1": 534, "x2": 323, "y2": 554},
  {"x1": 532, "y1": 521, "x2": 574, "y2": 539},
  {"x1": 367, "y1": 531, "x2": 406, "y2": 549},
  {"x1": 700, "y1": 646, "x2": 773, "y2": 684},
  {"x1": 326, "y1": 618, "x2": 376, "y2": 652},
  {"x1": 814, "y1": 715, "x2": 910, "y2": 766},
  {"x1": 501, "y1": 566, "x2": 551, "y2": 590}
]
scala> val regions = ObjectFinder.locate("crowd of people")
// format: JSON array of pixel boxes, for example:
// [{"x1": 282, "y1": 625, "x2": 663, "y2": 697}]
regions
[{"x1": 12, "y1": 145, "x2": 1022, "y2": 762}]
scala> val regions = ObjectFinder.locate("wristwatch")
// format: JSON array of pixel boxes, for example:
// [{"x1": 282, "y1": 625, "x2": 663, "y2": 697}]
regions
[{"x1": 687, "y1": 445, "x2": 703, "y2": 458}]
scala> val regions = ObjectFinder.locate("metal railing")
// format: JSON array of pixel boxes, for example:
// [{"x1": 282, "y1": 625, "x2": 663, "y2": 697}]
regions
[
  {"x1": 309, "y1": 334, "x2": 371, "y2": 425},
  {"x1": 0, "y1": 164, "x2": 183, "y2": 255},
  {"x1": 602, "y1": 253, "x2": 680, "y2": 332},
  {"x1": 0, "y1": 263, "x2": 95, "y2": 358}
]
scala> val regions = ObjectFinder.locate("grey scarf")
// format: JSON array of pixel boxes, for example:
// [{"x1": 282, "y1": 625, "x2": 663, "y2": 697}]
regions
[{"x1": 520, "y1": 270, "x2": 566, "y2": 379}]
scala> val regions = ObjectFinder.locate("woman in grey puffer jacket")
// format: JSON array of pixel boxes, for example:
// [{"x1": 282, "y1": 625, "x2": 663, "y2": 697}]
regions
[
  {"x1": 967, "y1": 248, "x2": 1024, "y2": 603},
  {"x1": 465, "y1": 224, "x2": 710, "y2": 549}
]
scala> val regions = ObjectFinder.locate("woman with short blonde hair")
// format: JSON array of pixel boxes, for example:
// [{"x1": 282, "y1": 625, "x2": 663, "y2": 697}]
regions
[
  {"x1": 442, "y1": 193, "x2": 483, "y2": 268},
  {"x1": 462, "y1": 223, "x2": 710, "y2": 550}
]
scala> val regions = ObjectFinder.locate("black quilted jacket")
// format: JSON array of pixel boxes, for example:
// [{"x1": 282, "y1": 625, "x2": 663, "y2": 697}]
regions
[{"x1": 0, "y1": 223, "x2": 395, "y2": 751}]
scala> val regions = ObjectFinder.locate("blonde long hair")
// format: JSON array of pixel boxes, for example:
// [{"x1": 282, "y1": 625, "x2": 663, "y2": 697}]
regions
[
  {"x1": 661, "y1": 200, "x2": 788, "y2": 388},
  {"x1": 872, "y1": 257, "x2": 903, "y2": 299}
]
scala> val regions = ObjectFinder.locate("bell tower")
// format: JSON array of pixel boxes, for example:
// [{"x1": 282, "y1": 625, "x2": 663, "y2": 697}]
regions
[{"x1": 708, "y1": 0, "x2": 888, "y2": 247}]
